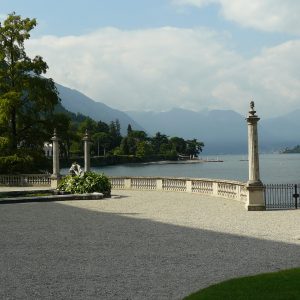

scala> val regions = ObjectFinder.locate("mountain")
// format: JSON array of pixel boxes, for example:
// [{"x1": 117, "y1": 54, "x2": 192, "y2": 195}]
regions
[
  {"x1": 54, "y1": 83, "x2": 300, "y2": 154},
  {"x1": 127, "y1": 108, "x2": 247, "y2": 154},
  {"x1": 127, "y1": 108, "x2": 300, "y2": 154},
  {"x1": 56, "y1": 83, "x2": 143, "y2": 135},
  {"x1": 260, "y1": 109, "x2": 300, "y2": 151}
]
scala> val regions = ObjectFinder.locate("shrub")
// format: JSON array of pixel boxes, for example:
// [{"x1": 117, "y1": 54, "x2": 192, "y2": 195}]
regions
[
  {"x1": 0, "y1": 149, "x2": 51, "y2": 174},
  {"x1": 58, "y1": 172, "x2": 111, "y2": 197},
  {"x1": 0, "y1": 154, "x2": 34, "y2": 174}
]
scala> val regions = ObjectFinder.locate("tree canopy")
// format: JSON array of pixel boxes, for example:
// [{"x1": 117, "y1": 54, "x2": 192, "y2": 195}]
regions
[{"x1": 0, "y1": 12, "x2": 59, "y2": 153}]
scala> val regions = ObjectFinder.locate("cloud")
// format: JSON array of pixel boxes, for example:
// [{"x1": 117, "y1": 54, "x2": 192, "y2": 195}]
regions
[
  {"x1": 25, "y1": 27, "x2": 300, "y2": 117},
  {"x1": 172, "y1": 0, "x2": 300, "y2": 35}
]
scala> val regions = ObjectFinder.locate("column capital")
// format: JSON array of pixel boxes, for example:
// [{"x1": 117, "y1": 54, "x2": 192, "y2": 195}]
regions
[
  {"x1": 82, "y1": 129, "x2": 91, "y2": 142},
  {"x1": 246, "y1": 101, "x2": 260, "y2": 123},
  {"x1": 51, "y1": 128, "x2": 59, "y2": 142}
]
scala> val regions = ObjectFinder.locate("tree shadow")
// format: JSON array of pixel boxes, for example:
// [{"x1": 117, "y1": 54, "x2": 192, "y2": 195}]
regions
[{"x1": 0, "y1": 201, "x2": 299, "y2": 300}]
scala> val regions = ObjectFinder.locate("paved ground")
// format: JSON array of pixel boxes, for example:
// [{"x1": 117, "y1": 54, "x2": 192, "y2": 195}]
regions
[{"x1": 1, "y1": 190, "x2": 300, "y2": 300}]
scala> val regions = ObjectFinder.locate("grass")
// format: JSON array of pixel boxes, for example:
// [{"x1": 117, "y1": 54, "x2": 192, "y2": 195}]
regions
[{"x1": 183, "y1": 268, "x2": 300, "y2": 300}]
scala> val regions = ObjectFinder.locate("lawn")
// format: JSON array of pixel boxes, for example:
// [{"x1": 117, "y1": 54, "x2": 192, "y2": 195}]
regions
[{"x1": 184, "y1": 268, "x2": 300, "y2": 300}]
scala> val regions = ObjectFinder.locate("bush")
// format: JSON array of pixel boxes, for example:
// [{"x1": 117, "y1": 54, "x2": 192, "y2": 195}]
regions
[
  {"x1": 58, "y1": 172, "x2": 111, "y2": 197},
  {"x1": 0, "y1": 149, "x2": 51, "y2": 174},
  {"x1": 0, "y1": 154, "x2": 35, "y2": 174}
]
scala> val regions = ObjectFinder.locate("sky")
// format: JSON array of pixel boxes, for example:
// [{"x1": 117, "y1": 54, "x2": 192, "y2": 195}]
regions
[{"x1": 1, "y1": 0, "x2": 299, "y2": 117}]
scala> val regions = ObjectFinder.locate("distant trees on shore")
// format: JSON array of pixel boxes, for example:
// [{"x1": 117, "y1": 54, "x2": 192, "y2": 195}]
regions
[
  {"x1": 282, "y1": 145, "x2": 300, "y2": 154},
  {"x1": 56, "y1": 111, "x2": 204, "y2": 161}
]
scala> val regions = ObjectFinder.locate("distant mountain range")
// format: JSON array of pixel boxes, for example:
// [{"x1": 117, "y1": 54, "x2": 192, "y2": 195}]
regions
[
  {"x1": 56, "y1": 83, "x2": 143, "y2": 135},
  {"x1": 127, "y1": 108, "x2": 247, "y2": 154},
  {"x1": 55, "y1": 83, "x2": 300, "y2": 154},
  {"x1": 127, "y1": 108, "x2": 300, "y2": 154}
]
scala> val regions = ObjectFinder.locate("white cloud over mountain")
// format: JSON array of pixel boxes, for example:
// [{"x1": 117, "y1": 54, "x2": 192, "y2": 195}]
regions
[
  {"x1": 26, "y1": 27, "x2": 300, "y2": 117},
  {"x1": 173, "y1": 0, "x2": 300, "y2": 35}
]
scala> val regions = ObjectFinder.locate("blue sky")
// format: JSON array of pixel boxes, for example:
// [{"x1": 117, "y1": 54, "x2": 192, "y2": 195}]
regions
[{"x1": 1, "y1": 0, "x2": 299, "y2": 116}]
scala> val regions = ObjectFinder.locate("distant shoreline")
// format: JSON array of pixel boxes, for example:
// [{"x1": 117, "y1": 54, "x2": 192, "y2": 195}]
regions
[{"x1": 138, "y1": 159, "x2": 223, "y2": 166}]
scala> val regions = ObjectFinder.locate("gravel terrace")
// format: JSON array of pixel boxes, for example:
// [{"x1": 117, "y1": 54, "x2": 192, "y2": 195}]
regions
[{"x1": 1, "y1": 190, "x2": 300, "y2": 300}]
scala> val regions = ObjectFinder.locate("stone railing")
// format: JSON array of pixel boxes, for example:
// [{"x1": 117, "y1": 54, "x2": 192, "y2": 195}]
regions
[
  {"x1": 109, "y1": 176, "x2": 248, "y2": 203},
  {"x1": 0, "y1": 174, "x2": 248, "y2": 203},
  {"x1": 0, "y1": 174, "x2": 51, "y2": 186}
]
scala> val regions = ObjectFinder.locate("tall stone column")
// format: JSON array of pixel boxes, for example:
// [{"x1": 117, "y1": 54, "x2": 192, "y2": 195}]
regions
[
  {"x1": 83, "y1": 129, "x2": 91, "y2": 172},
  {"x1": 51, "y1": 128, "x2": 60, "y2": 188},
  {"x1": 246, "y1": 101, "x2": 265, "y2": 211}
]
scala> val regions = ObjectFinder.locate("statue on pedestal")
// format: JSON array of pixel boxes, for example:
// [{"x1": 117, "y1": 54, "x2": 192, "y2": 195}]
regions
[{"x1": 69, "y1": 162, "x2": 83, "y2": 176}]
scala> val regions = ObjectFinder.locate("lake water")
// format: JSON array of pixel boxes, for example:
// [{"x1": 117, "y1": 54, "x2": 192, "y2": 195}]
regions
[{"x1": 61, "y1": 154, "x2": 300, "y2": 184}]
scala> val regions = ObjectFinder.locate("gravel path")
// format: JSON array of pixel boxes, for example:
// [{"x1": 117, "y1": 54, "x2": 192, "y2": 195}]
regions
[{"x1": 1, "y1": 190, "x2": 300, "y2": 300}]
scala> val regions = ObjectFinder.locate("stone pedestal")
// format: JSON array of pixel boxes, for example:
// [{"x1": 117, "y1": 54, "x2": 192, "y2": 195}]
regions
[
  {"x1": 246, "y1": 101, "x2": 265, "y2": 211},
  {"x1": 83, "y1": 130, "x2": 91, "y2": 173},
  {"x1": 51, "y1": 129, "x2": 60, "y2": 189}
]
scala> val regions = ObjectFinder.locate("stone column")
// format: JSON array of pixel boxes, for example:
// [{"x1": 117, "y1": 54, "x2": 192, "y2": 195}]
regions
[
  {"x1": 51, "y1": 128, "x2": 60, "y2": 188},
  {"x1": 83, "y1": 129, "x2": 91, "y2": 172},
  {"x1": 246, "y1": 101, "x2": 265, "y2": 211}
]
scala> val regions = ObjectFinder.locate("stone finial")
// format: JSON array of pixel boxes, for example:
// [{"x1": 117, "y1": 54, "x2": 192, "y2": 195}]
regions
[
  {"x1": 249, "y1": 100, "x2": 257, "y2": 117},
  {"x1": 51, "y1": 128, "x2": 59, "y2": 141},
  {"x1": 82, "y1": 129, "x2": 90, "y2": 141}
]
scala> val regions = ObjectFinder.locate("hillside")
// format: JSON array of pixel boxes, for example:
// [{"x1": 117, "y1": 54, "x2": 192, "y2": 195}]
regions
[{"x1": 56, "y1": 83, "x2": 143, "y2": 135}]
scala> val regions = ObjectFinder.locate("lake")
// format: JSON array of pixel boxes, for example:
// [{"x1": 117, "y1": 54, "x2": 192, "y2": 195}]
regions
[{"x1": 61, "y1": 154, "x2": 300, "y2": 184}]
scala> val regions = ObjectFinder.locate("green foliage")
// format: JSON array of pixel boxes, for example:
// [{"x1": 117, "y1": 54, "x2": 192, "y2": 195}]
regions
[
  {"x1": 170, "y1": 136, "x2": 186, "y2": 154},
  {"x1": 58, "y1": 172, "x2": 111, "y2": 197},
  {"x1": 151, "y1": 132, "x2": 169, "y2": 153},
  {"x1": 0, "y1": 152, "x2": 50, "y2": 174},
  {"x1": 185, "y1": 139, "x2": 204, "y2": 157},
  {"x1": 0, "y1": 155, "x2": 33, "y2": 174},
  {"x1": 93, "y1": 132, "x2": 111, "y2": 156},
  {"x1": 136, "y1": 141, "x2": 154, "y2": 158},
  {"x1": 0, "y1": 136, "x2": 9, "y2": 155},
  {"x1": 0, "y1": 12, "x2": 59, "y2": 152},
  {"x1": 184, "y1": 268, "x2": 300, "y2": 300}
]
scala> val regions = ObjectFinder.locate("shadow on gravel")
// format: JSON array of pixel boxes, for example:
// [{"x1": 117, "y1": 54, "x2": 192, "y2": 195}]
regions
[{"x1": 0, "y1": 201, "x2": 299, "y2": 300}]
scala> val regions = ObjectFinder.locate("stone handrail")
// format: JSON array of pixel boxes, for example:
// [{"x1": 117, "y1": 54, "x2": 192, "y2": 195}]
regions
[
  {"x1": 109, "y1": 176, "x2": 248, "y2": 203},
  {"x1": 0, "y1": 174, "x2": 51, "y2": 186},
  {"x1": 0, "y1": 174, "x2": 248, "y2": 203}
]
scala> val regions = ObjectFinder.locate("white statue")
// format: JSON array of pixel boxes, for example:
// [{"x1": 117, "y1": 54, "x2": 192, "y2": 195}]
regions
[{"x1": 69, "y1": 162, "x2": 83, "y2": 176}]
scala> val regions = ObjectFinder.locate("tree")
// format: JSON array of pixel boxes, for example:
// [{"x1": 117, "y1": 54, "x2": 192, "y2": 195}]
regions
[
  {"x1": 136, "y1": 141, "x2": 154, "y2": 158},
  {"x1": 78, "y1": 117, "x2": 98, "y2": 135},
  {"x1": 93, "y1": 132, "x2": 111, "y2": 156},
  {"x1": 170, "y1": 137, "x2": 186, "y2": 154},
  {"x1": 96, "y1": 121, "x2": 109, "y2": 133},
  {"x1": 0, "y1": 12, "x2": 60, "y2": 152},
  {"x1": 127, "y1": 124, "x2": 132, "y2": 135},
  {"x1": 49, "y1": 113, "x2": 75, "y2": 159},
  {"x1": 109, "y1": 119, "x2": 122, "y2": 148},
  {"x1": 185, "y1": 139, "x2": 204, "y2": 157},
  {"x1": 151, "y1": 132, "x2": 169, "y2": 153}
]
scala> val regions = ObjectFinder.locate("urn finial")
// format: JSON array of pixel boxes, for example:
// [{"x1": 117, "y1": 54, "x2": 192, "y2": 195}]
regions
[{"x1": 249, "y1": 100, "x2": 257, "y2": 117}]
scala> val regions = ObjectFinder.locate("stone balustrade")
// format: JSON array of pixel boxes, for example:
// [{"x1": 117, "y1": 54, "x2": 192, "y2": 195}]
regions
[
  {"x1": 0, "y1": 174, "x2": 51, "y2": 186},
  {"x1": 110, "y1": 176, "x2": 248, "y2": 203},
  {"x1": 0, "y1": 174, "x2": 248, "y2": 204}
]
